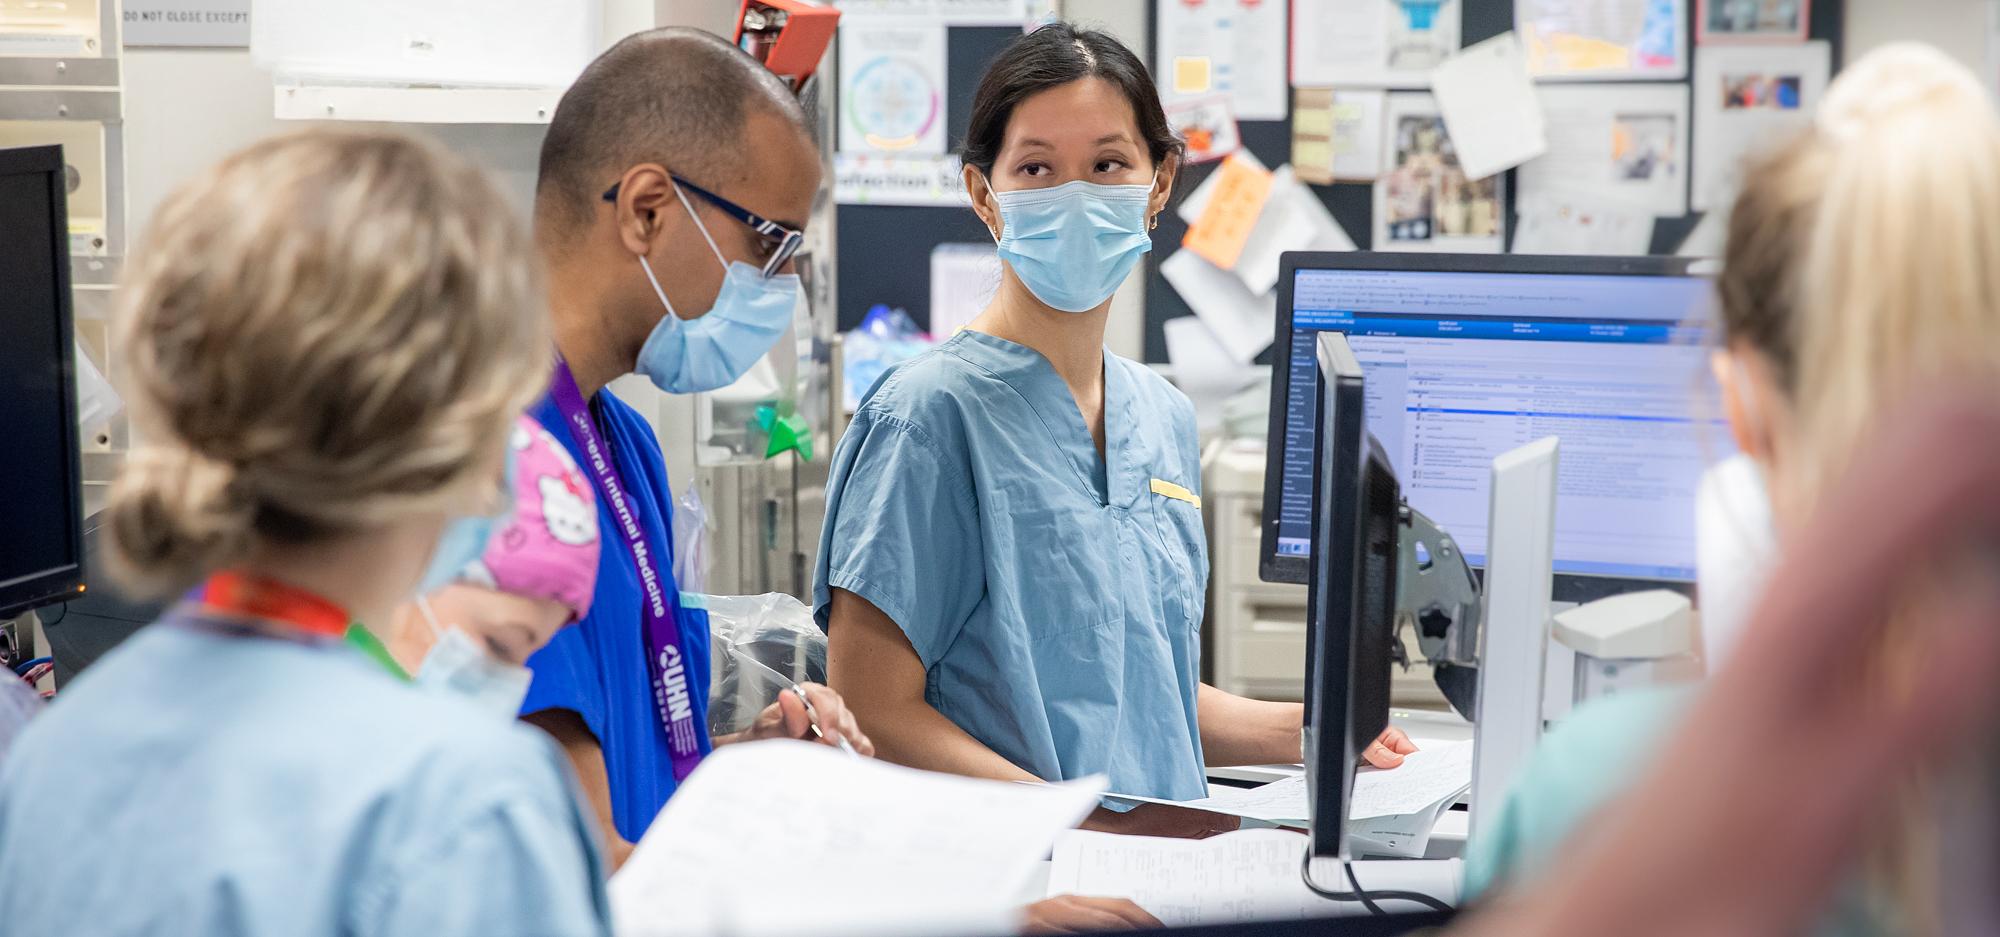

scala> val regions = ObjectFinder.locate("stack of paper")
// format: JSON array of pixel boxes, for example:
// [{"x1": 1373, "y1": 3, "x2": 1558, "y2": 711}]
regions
[
  {"x1": 1047, "y1": 829, "x2": 1462, "y2": 926},
  {"x1": 610, "y1": 741, "x2": 1106, "y2": 937},
  {"x1": 1107, "y1": 740, "x2": 1475, "y2": 858}
]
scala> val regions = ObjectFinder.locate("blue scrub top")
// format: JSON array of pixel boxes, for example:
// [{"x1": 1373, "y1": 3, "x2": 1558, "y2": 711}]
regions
[
  {"x1": 0, "y1": 617, "x2": 609, "y2": 937},
  {"x1": 813, "y1": 330, "x2": 1210, "y2": 800},
  {"x1": 526, "y1": 389, "x2": 712, "y2": 843}
]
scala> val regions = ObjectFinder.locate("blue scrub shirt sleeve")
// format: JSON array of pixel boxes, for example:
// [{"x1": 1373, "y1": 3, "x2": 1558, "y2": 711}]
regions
[{"x1": 814, "y1": 412, "x2": 982, "y2": 668}]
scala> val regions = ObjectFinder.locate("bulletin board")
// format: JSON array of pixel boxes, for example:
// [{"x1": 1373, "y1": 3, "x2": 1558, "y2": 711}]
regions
[
  {"x1": 832, "y1": 26, "x2": 1023, "y2": 332},
  {"x1": 1138, "y1": 0, "x2": 1846, "y2": 363}
]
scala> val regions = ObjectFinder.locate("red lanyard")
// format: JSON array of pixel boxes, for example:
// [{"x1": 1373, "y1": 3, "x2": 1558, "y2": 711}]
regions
[{"x1": 197, "y1": 571, "x2": 351, "y2": 638}]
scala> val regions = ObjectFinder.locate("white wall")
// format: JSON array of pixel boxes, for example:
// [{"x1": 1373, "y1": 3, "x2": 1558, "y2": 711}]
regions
[
  {"x1": 122, "y1": 49, "x2": 547, "y2": 238},
  {"x1": 1844, "y1": 0, "x2": 1987, "y2": 69},
  {"x1": 118, "y1": 40, "x2": 700, "y2": 485}
]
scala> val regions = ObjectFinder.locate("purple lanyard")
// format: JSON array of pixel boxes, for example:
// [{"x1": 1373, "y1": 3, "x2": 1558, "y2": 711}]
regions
[{"x1": 549, "y1": 361, "x2": 703, "y2": 781}]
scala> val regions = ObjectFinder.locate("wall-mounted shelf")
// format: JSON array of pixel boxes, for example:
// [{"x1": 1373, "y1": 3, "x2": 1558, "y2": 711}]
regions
[{"x1": 272, "y1": 84, "x2": 562, "y2": 124}]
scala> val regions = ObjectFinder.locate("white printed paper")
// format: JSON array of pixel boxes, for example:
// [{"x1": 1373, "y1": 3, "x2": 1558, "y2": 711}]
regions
[
  {"x1": 1161, "y1": 251, "x2": 1275, "y2": 365},
  {"x1": 1164, "y1": 317, "x2": 1257, "y2": 430},
  {"x1": 1166, "y1": 95, "x2": 1243, "y2": 165},
  {"x1": 1234, "y1": 165, "x2": 1356, "y2": 296},
  {"x1": 929, "y1": 244, "x2": 1000, "y2": 339},
  {"x1": 1332, "y1": 90, "x2": 1389, "y2": 181},
  {"x1": 834, "y1": 153, "x2": 969, "y2": 207},
  {"x1": 1518, "y1": 0, "x2": 1688, "y2": 80},
  {"x1": 1348, "y1": 740, "x2": 1475, "y2": 818},
  {"x1": 838, "y1": 24, "x2": 948, "y2": 156},
  {"x1": 1148, "y1": 740, "x2": 1473, "y2": 824},
  {"x1": 1374, "y1": 93, "x2": 1505, "y2": 253},
  {"x1": 1293, "y1": 0, "x2": 1461, "y2": 88},
  {"x1": 1156, "y1": 0, "x2": 1230, "y2": 106},
  {"x1": 1519, "y1": 84, "x2": 1691, "y2": 218},
  {"x1": 1047, "y1": 830, "x2": 1462, "y2": 924},
  {"x1": 1229, "y1": 0, "x2": 1290, "y2": 120},
  {"x1": 1691, "y1": 41, "x2": 1830, "y2": 211},
  {"x1": 611, "y1": 741, "x2": 1104, "y2": 937},
  {"x1": 1512, "y1": 191, "x2": 1656, "y2": 256},
  {"x1": 1156, "y1": 0, "x2": 1290, "y2": 120},
  {"x1": 1430, "y1": 33, "x2": 1548, "y2": 182},
  {"x1": 73, "y1": 342, "x2": 123, "y2": 434}
]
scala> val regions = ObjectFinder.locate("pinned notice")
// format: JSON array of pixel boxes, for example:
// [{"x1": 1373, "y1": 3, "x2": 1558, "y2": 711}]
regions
[
  {"x1": 1182, "y1": 155, "x2": 1274, "y2": 271},
  {"x1": 1431, "y1": 33, "x2": 1547, "y2": 181}
]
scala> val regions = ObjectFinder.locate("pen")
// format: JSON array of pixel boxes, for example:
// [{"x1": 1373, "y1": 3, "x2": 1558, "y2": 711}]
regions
[
  {"x1": 725, "y1": 644, "x2": 860, "y2": 757},
  {"x1": 789, "y1": 683, "x2": 861, "y2": 757}
]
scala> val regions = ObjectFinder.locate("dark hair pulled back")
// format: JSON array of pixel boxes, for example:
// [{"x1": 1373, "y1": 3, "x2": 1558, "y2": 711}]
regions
[{"x1": 960, "y1": 22, "x2": 1183, "y2": 179}]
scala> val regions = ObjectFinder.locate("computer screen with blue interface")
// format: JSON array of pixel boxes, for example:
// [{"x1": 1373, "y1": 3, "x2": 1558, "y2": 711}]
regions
[{"x1": 1273, "y1": 266, "x2": 1724, "y2": 582}]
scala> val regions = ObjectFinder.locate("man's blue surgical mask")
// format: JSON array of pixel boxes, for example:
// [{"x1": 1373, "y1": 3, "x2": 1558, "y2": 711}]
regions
[
  {"x1": 992, "y1": 178, "x2": 1155, "y2": 313},
  {"x1": 636, "y1": 181, "x2": 800, "y2": 395}
]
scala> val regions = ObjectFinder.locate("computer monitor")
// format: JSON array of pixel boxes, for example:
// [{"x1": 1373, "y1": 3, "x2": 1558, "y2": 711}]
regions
[
  {"x1": 1261, "y1": 253, "x2": 1721, "y2": 602},
  {"x1": 0, "y1": 144, "x2": 87, "y2": 618},
  {"x1": 1303, "y1": 332, "x2": 1402, "y2": 861}
]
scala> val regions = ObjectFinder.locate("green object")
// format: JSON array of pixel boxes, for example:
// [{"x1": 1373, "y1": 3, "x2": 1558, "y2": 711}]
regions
[
  {"x1": 752, "y1": 404, "x2": 814, "y2": 461},
  {"x1": 344, "y1": 622, "x2": 410, "y2": 681}
]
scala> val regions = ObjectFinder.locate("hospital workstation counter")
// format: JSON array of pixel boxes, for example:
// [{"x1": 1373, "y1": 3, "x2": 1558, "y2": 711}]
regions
[{"x1": 3, "y1": 177, "x2": 1720, "y2": 929}]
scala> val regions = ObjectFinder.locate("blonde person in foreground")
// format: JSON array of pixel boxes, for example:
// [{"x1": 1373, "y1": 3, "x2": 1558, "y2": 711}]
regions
[
  {"x1": 0, "y1": 129, "x2": 612, "y2": 936},
  {"x1": 1465, "y1": 43, "x2": 2000, "y2": 936}
]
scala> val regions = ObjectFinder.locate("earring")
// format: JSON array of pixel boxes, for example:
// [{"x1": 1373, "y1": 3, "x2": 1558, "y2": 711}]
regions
[{"x1": 1148, "y1": 213, "x2": 1160, "y2": 231}]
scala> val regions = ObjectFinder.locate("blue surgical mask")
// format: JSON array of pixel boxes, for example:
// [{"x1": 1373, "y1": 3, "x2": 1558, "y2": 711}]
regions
[
  {"x1": 992, "y1": 178, "x2": 1155, "y2": 313},
  {"x1": 412, "y1": 596, "x2": 534, "y2": 719},
  {"x1": 415, "y1": 513, "x2": 497, "y2": 599},
  {"x1": 413, "y1": 448, "x2": 515, "y2": 598},
  {"x1": 635, "y1": 182, "x2": 800, "y2": 395}
]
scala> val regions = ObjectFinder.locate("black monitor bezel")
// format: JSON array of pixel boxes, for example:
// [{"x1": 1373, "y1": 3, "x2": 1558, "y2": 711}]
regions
[
  {"x1": 0, "y1": 144, "x2": 88, "y2": 619},
  {"x1": 1262, "y1": 251, "x2": 1707, "y2": 603},
  {"x1": 1304, "y1": 332, "x2": 1403, "y2": 860}
]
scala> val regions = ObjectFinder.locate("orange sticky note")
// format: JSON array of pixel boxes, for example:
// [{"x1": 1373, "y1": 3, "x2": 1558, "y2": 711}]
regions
[{"x1": 1182, "y1": 155, "x2": 1273, "y2": 271}]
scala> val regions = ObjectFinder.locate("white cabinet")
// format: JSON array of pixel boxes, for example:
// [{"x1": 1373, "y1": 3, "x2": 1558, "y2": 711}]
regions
[{"x1": 1202, "y1": 441, "x2": 1448, "y2": 709}]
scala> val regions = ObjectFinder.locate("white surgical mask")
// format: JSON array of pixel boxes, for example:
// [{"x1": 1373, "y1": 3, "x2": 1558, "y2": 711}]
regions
[
  {"x1": 1694, "y1": 453, "x2": 1777, "y2": 669},
  {"x1": 412, "y1": 596, "x2": 534, "y2": 720}
]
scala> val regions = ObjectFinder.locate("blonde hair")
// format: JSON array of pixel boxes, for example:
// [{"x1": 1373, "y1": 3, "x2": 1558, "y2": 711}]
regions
[
  {"x1": 1718, "y1": 44, "x2": 2000, "y2": 934},
  {"x1": 1720, "y1": 43, "x2": 2000, "y2": 518},
  {"x1": 105, "y1": 128, "x2": 551, "y2": 598}
]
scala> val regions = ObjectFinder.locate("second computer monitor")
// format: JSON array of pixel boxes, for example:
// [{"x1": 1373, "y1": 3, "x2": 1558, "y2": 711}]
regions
[{"x1": 1261, "y1": 253, "x2": 1722, "y2": 600}]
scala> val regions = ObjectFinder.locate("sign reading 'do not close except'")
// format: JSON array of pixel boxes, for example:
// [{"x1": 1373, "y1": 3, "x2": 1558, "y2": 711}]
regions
[{"x1": 123, "y1": 0, "x2": 250, "y2": 48}]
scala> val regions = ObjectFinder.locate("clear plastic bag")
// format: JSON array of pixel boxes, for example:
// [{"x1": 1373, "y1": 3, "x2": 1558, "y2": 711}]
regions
[
  {"x1": 704, "y1": 592, "x2": 828, "y2": 737},
  {"x1": 841, "y1": 304, "x2": 933, "y2": 413}
]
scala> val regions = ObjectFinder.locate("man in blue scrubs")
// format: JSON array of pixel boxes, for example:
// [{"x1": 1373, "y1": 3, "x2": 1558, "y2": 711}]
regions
[{"x1": 520, "y1": 28, "x2": 871, "y2": 867}]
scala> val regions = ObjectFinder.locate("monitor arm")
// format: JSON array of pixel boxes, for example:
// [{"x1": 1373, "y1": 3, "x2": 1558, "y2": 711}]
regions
[{"x1": 1394, "y1": 503, "x2": 1482, "y2": 720}]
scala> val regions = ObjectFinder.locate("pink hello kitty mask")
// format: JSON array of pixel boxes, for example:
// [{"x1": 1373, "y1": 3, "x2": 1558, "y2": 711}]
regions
[{"x1": 456, "y1": 415, "x2": 601, "y2": 623}]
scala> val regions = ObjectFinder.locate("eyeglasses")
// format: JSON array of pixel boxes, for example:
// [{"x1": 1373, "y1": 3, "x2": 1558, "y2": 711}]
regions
[{"x1": 602, "y1": 174, "x2": 804, "y2": 279}]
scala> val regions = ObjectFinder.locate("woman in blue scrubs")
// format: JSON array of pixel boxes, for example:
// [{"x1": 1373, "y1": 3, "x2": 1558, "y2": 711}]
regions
[
  {"x1": 815, "y1": 23, "x2": 1411, "y2": 836},
  {"x1": 0, "y1": 130, "x2": 608, "y2": 936}
]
